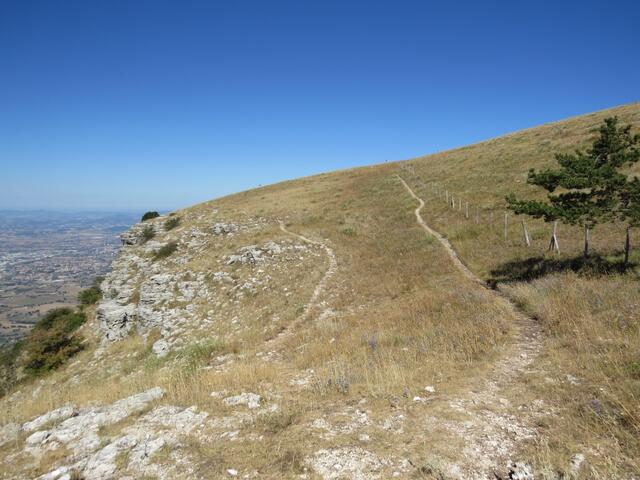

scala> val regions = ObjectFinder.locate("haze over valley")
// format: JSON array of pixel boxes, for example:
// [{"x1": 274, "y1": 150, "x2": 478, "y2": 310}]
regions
[{"x1": 0, "y1": 211, "x2": 139, "y2": 344}]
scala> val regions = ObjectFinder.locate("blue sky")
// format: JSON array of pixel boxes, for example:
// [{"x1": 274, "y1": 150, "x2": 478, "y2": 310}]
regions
[{"x1": 1, "y1": 1, "x2": 638, "y2": 210}]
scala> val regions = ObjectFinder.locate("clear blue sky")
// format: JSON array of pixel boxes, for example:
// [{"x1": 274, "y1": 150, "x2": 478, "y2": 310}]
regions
[{"x1": 1, "y1": 1, "x2": 638, "y2": 210}]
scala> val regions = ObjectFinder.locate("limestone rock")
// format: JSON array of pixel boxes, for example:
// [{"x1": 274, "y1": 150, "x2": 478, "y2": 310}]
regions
[
  {"x1": 0, "y1": 422, "x2": 21, "y2": 447},
  {"x1": 97, "y1": 301, "x2": 137, "y2": 342},
  {"x1": 307, "y1": 447, "x2": 387, "y2": 480},
  {"x1": 23, "y1": 405, "x2": 74, "y2": 433},
  {"x1": 213, "y1": 222, "x2": 238, "y2": 235},
  {"x1": 223, "y1": 392, "x2": 261, "y2": 409},
  {"x1": 152, "y1": 339, "x2": 170, "y2": 358},
  {"x1": 507, "y1": 462, "x2": 534, "y2": 480}
]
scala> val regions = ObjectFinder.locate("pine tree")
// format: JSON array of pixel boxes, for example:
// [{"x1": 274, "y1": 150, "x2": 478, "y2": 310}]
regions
[{"x1": 506, "y1": 117, "x2": 639, "y2": 259}]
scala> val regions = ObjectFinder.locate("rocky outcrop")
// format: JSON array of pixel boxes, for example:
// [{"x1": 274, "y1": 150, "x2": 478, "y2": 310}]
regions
[
  {"x1": 119, "y1": 218, "x2": 166, "y2": 246},
  {"x1": 96, "y1": 301, "x2": 137, "y2": 341},
  {"x1": 16, "y1": 387, "x2": 215, "y2": 480}
]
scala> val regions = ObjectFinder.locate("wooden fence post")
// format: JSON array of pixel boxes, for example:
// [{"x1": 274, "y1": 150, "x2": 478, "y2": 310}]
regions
[
  {"x1": 504, "y1": 213, "x2": 508, "y2": 242},
  {"x1": 624, "y1": 226, "x2": 631, "y2": 265},
  {"x1": 548, "y1": 221, "x2": 560, "y2": 253},
  {"x1": 465, "y1": 202, "x2": 469, "y2": 219},
  {"x1": 522, "y1": 220, "x2": 531, "y2": 247}
]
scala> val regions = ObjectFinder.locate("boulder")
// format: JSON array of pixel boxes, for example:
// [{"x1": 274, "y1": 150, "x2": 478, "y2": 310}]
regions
[{"x1": 97, "y1": 301, "x2": 137, "y2": 342}]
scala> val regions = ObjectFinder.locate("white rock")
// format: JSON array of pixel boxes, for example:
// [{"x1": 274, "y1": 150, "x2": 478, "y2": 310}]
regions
[
  {"x1": 23, "y1": 405, "x2": 74, "y2": 432},
  {"x1": 152, "y1": 339, "x2": 170, "y2": 358},
  {"x1": 424, "y1": 385, "x2": 436, "y2": 393},
  {"x1": 97, "y1": 301, "x2": 137, "y2": 342},
  {"x1": 83, "y1": 435, "x2": 138, "y2": 479},
  {"x1": 223, "y1": 392, "x2": 262, "y2": 409},
  {"x1": 0, "y1": 422, "x2": 21, "y2": 447},
  {"x1": 30, "y1": 388, "x2": 165, "y2": 448},
  {"x1": 569, "y1": 453, "x2": 585, "y2": 476},
  {"x1": 227, "y1": 468, "x2": 238, "y2": 476},
  {"x1": 26, "y1": 429, "x2": 51, "y2": 446},
  {"x1": 36, "y1": 466, "x2": 70, "y2": 480}
]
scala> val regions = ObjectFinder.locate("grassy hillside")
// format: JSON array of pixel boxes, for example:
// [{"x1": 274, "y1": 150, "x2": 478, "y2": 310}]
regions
[{"x1": 0, "y1": 103, "x2": 638, "y2": 479}]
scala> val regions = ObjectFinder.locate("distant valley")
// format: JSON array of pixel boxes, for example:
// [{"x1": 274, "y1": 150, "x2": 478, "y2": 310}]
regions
[{"x1": 0, "y1": 210, "x2": 139, "y2": 344}]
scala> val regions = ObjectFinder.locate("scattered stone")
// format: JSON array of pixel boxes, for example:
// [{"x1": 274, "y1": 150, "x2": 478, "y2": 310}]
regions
[
  {"x1": 566, "y1": 374, "x2": 581, "y2": 386},
  {"x1": 507, "y1": 462, "x2": 534, "y2": 480},
  {"x1": 213, "y1": 223, "x2": 238, "y2": 235},
  {"x1": 307, "y1": 447, "x2": 387, "y2": 480},
  {"x1": 424, "y1": 385, "x2": 436, "y2": 394},
  {"x1": 227, "y1": 468, "x2": 238, "y2": 476},
  {"x1": 0, "y1": 422, "x2": 21, "y2": 448},
  {"x1": 152, "y1": 339, "x2": 170, "y2": 358},
  {"x1": 569, "y1": 453, "x2": 585, "y2": 477},
  {"x1": 223, "y1": 393, "x2": 262, "y2": 409}
]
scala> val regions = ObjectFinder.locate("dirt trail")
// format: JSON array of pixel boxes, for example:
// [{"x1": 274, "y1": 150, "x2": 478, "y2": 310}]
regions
[
  {"x1": 397, "y1": 175, "x2": 544, "y2": 478},
  {"x1": 269, "y1": 220, "x2": 338, "y2": 342}
]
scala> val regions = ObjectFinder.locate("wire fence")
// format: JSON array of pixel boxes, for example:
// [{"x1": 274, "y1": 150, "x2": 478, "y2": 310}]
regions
[{"x1": 399, "y1": 163, "x2": 571, "y2": 254}]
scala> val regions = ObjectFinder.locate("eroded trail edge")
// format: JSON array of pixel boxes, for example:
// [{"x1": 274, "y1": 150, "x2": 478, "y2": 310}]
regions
[
  {"x1": 397, "y1": 174, "x2": 544, "y2": 477},
  {"x1": 275, "y1": 220, "x2": 338, "y2": 340}
]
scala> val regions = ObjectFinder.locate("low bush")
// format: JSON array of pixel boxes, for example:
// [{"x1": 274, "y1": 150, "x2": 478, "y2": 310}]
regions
[
  {"x1": 34, "y1": 308, "x2": 86, "y2": 333},
  {"x1": 154, "y1": 241, "x2": 178, "y2": 260},
  {"x1": 23, "y1": 308, "x2": 87, "y2": 376},
  {"x1": 141, "y1": 211, "x2": 160, "y2": 222},
  {"x1": 24, "y1": 324, "x2": 84, "y2": 375},
  {"x1": 164, "y1": 216, "x2": 180, "y2": 231},
  {"x1": 78, "y1": 277, "x2": 103, "y2": 306},
  {"x1": 0, "y1": 340, "x2": 24, "y2": 396},
  {"x1": 141, "y1": 225, "x2": 155, "y2": 242}
]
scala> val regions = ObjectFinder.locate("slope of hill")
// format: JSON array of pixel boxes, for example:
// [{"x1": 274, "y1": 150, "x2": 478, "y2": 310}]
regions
[{"x1": 0, "y1": 103, "x2": 638, "y2": 479}]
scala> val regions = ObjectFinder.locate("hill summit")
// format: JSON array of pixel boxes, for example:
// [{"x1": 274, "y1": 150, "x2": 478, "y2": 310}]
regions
[{"x1": 1, "y1": 103, "x2": 639, "y2": 479}]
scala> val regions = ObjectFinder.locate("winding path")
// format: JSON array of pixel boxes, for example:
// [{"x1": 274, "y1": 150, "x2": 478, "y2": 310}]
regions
[
  {"x1": 397, "y1": 174, "x2": 544, "y2": 477},
  {"x1": 273, "y1": 220, "x2": 338, "y2": 341}
]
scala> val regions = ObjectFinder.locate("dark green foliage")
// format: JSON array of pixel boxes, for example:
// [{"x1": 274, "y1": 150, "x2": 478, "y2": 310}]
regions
[
  {"x1": 34, "y1": 308, "x2": 86, "y2": 333},
  {"x1": 24, "y1": 324, "x2": 84, "y2": 375},
  {"x1": 78, "y1": 276, "x2": 103, "y2": 306},
  {"x1": 0, "y1": 340, "x2": 24, "y2": 395},
  {"x1": 141, "y1": 211, "x2": 160, "y2": 222},
  {"x1": 154, "y1": 241, "x2": 178, "y2": 260},
  {"x1": 164, "y1": 216, "x2": 180, "y2": 231},
  {"x1": 1, "y1": 308, "x2": 88, "y2": 391},
  {"x1": 24, "y1": 308, "x2": 86, "y2": 375},
  {"x1": 507, "y1": 117, "x2": 640, "y2": 256},
  {"x1": 141, "y1": 225, "x2": 155, "y2": 242}
]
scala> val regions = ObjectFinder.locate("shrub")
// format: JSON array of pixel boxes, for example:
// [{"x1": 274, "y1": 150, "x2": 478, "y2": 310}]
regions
[
  {"x1": 154, "y1": 241, "x2": 178, "y2": 260},
  {"x1": 164, "y1": 216, "x2": 180, "y2": 231},
  {"x1": 23, "y1": 308, "x2": 87, "y2": 376},
  {"x1": 78, "y1": 277, "x2": 103, "y2": 306},
  {"x1": 141, "y1": 225, "x2": 155, "y2": 242},
  {"x1": 24, "y1": 324, "x2": 84, "y2": 375},
  {"x1": 0, "y1": 340, "x2": 24, "y2": 396},
  {"x1": 34, "y1": 308, "x2": 86, "y2": 333},
  {"x1": 141, "y1": 211, "x2": 160, "y2": 222}
]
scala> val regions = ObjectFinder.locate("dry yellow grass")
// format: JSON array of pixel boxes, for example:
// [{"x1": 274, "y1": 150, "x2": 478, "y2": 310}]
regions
[{"x1": 1, "y1": 102, "x2": 639, "y2": 478}]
